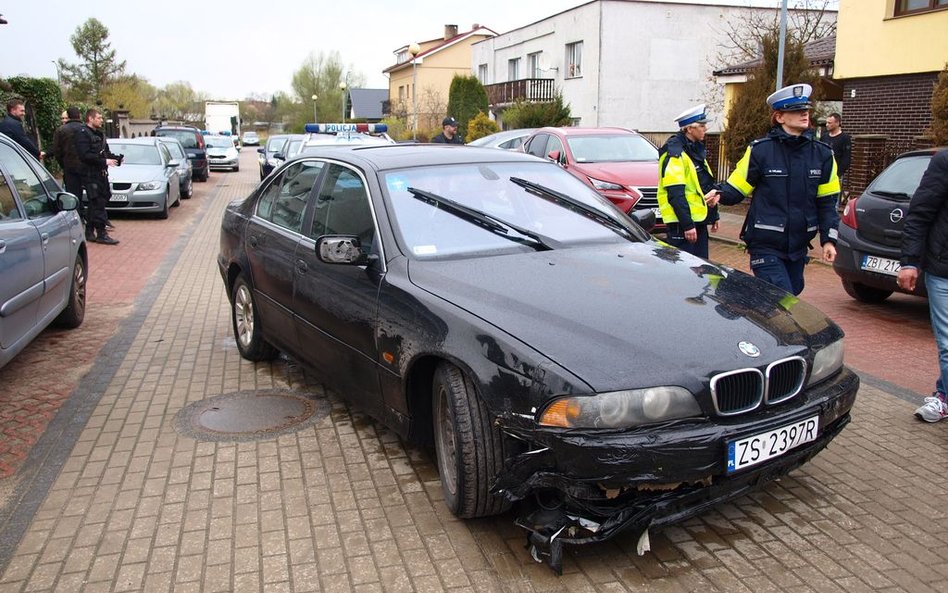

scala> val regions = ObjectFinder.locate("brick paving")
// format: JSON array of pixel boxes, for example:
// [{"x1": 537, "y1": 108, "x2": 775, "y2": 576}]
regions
[{"x1": 0, "y1": 152, "x2": 946, "y2": 592}]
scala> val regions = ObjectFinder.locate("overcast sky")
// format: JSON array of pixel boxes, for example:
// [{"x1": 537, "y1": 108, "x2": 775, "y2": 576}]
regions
[{"x1": 0, "y1": 0, "x2": 837, "y2": 100}]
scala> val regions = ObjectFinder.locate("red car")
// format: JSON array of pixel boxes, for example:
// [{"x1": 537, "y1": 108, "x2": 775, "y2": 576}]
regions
[{"x1": 522, "y1": 127, "x2": 660, "y2": 225}]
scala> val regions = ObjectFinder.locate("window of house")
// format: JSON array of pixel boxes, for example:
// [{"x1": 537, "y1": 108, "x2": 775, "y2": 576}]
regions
[
  {"x1": 478, "y1": 64, "x2": 488, "y2": 83},
  {"x1": 527, "y1": 52, "x2": 542, "y2": 78},
  {"x1": 565, "y1": 42, "x2": 583, "y2": 78},
  {"x1": 896, "y1": 0, "x2": 948, "y2": 14},
  {"x1": 398, "y1": 86, "x2": 405, "y2": 101},
  {"x1": 508, "y1": 58, "x2": 521, "y2": 81}
]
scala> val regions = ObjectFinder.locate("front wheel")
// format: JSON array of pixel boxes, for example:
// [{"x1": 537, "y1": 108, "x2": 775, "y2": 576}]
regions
[
  {"x1": 183, "y1": 177, "x2": 193, "y2": 199},
  {"x1": 54, "y1": 255, "x2": 86, "y2": 328},
  {"x1": 231, "y1": 275, "x2": 278, "y2": 361},
  {"x1": 841, "y1": 279, "x2": 892, "y2": 303},
  {"x1": 432, "y1": 362, "x2": 510, "y2": 518},
  {"x1": 157, "y1": 190, "x2": 169, "y2": 219}
]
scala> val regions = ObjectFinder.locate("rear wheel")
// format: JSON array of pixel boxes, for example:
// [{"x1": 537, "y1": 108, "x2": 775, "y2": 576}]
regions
[
  {"x1": 841, "y1": 279, "x2": 892, "y2": 303},
  {"x1": 183, "y1": 177, "x2": 193, "y2": 199},
  {"x1": 432, "y1": 362, "x2": 510, "y2": 518},
  {"x1": 54, "y1": 255, "x2": 86, "y2": 328},
  {"x1": 231, "y1": 275, "x2": 278, "y2": 361}
]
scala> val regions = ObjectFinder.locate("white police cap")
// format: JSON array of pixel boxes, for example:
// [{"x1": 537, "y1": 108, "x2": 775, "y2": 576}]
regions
[
  {"x1": 767, "y1": 83, "x2": 813, "y2": 111},
  {"x1": 674, "y1": 104, "x2": 708, "y2": 127}
]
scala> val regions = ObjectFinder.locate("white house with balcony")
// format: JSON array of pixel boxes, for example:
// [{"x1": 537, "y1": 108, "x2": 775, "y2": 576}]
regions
[{"x1": 472, "y1": 0, "x2": 837, "y2": 134}]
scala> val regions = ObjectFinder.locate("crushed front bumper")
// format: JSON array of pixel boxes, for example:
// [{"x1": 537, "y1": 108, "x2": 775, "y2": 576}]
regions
[{"x1": 493, "y1": 368, "x2": 858, "y2": 570}]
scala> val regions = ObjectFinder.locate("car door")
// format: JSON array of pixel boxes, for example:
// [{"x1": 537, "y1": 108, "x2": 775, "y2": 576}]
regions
[
  {"x1": 0, "y1": 141, "x2": 75, "y2": 332},
  {"x1": 293, "y1": 162, "x2": 384, "y2": 415},
  {"x1": 244, "y1": 160, "x2": 325, "y2": 353}
]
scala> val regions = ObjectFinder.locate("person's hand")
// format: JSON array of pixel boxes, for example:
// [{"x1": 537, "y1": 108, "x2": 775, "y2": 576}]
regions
[
  {"x1": 39, "y1": 151, "x2": 46, "y2": 160},
  {"x1": 898, "y1": 267, "x2": 919, "y2": 292},
  {"x1": 106, "y1": 158, "x2": 119, "y2": 167},
  {"x1": 704, "y1": 190, "x2": 720, "y2": 208},
  {"x1": 710, "y1": 221, "x2": 720, "y2": 233},
  {"x1": 684, "y1": 228, "x2": 697, "y2": 243},
  {"x1": 822, "y1": 242, "x2": 837, "y2": 263}
]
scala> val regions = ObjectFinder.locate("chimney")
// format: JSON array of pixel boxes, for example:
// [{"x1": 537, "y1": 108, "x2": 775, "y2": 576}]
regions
[
  {"x1": 444, "y1": 24, "x2": 458, "y2": 40},
  {"x1": 472, "y1": 23, "x2": 480, "y2": 30}
]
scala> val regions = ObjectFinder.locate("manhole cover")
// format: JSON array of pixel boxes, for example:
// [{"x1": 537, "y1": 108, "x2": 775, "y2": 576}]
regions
[{"x1": 174, "y1": 390, "x2": 328, "y2": 442}]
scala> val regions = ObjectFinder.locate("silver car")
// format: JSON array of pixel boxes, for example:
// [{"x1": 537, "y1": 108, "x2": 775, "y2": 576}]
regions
[
  {"x1": 467, "y1": 128, "x2": 537, "y2": 150},
  {"x1": 205, "y1": 135, "x2": 241, "y2": 172},
  {"x1": 157, "y1": 136, "x2": 194, "y2": 199},
  {"x1": 106, "y1": 138, "x2": 182, "y2": 219},
  {"x1": 0, "y1": 133, "x2": 86, "y2": 369}
]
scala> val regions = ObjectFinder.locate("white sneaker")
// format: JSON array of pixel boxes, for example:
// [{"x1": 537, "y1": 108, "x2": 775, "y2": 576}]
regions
[{"x1": 915, "y1": 393, "x2": 948, "y2": 423}]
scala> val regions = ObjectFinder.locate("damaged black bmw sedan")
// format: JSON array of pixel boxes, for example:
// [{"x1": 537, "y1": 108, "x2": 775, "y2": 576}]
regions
[{"x1": 218, "y1": 145, "x2": 858, "y2": 572}]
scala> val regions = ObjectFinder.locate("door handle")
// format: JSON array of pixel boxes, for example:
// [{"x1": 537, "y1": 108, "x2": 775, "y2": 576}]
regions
[
  {"x1": 0, "y1": 240, "x2": 6, "y2": 254},
  {"x1": 41, "y1": 233, "x2": 49, "y2": 248},
  {"x1": 296, "y1": 259, "x2": 308, "y2": 274},
  {"x1": 248, "y1": 235, "x2": 259, "y2": 248}
]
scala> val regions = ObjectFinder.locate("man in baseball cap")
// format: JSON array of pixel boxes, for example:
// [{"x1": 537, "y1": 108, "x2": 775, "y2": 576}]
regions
[{"x1": 432, "y1": 116, "x2": 463, "y2": 144}]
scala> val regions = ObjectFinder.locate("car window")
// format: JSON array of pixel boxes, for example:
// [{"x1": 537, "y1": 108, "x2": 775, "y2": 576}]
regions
[
  {"x1": 547, "y1": 135, "x2": 565, "y2": 159},
  {"x1": 157, "y1": 129, "x2": 199, "y2": 149},
  {"x1": 869, "y1": 155, "x2": 932, "y2": 198},
  {"x1": 566, "y1": 134, "x2": 659, "y2": 162},
  {"x1": 0, "y1": 142, "x2": 53, "y2": 219},
  {"x1": 267, "y1": 138, "x2": 287, "y2": 153},
  {"x1": 257, "y1": 160, "x2": 325, "y2": 233},
  {"x1": 525, "y1": 134, "x2": 549, "y2": 158},
  {"x1": 499, "y1": 136, "x2": 525, "y2": 150},
  {"x1": 166, "y1": 143, "x2": 185, "y2": 159},
  {"x1": 205, "y1": 137, "x2": 232, "y2": 148},
  {"x1": 109, "y1": 144, "x2": 162, "y2": 166},
  {"x1": 310, "y1": 164, "x2": 374, "y2": 246},
  {"x1": 158, "y1": 144, "x2": 172, "y2": 163},
  {"x1": 0, "y1": 172, "x2": 23, "y2": 220}
]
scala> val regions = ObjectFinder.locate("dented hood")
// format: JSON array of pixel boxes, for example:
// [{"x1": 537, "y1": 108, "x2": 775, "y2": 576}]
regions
[{"x1": 407, "y1": 242, "x2": 838, "y2": 392}]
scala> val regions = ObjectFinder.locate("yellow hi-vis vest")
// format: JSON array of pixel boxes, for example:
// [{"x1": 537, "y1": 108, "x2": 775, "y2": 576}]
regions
[{"x1": 657, "y1": 149, "x2": 710, "y2": 225}]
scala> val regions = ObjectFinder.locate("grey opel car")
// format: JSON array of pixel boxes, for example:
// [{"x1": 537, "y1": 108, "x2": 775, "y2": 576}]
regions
[{"x1": 0, "y1": 133, "x2": 87, "y2": 369}]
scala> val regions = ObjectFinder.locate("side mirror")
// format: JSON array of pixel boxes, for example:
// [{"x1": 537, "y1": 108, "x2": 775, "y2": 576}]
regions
[
  {"x1": 316, "y1": 235, "x2": 369, "y2": 265},
  {"x1": 547, "y1": 150, "x2": 561, "y2": 163},
  {"x1": 630, "y1": 208, "x2": 656, "y2": 232},
  {"x1": 257, "y1": 147, "x2": 265, "y2": 154},
  {"x1": 274, "y1": 153, "x2": 286, "y2": 161},
  {"x1": 167, "y1": 160, "x2": 180, "y2": 168},
  {"x1": 56, "y1": 192, "x2": 80, "y2": 211}
]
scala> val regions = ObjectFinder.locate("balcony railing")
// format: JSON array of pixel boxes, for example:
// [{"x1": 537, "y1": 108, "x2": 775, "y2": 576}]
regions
[{"x1": 485, "y1": 78, "x2": 556, "y2": 106}]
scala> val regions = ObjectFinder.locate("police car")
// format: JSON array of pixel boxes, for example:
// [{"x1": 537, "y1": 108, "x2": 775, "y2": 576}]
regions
[{"x1": 298, "y1": 123, "x2": 395, "y2": 154}]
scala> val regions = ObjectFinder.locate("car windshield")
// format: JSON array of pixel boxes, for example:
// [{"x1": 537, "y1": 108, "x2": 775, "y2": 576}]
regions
[
  {"x1": 383, "y1": 161, "x2": 644, "y2": 259},
  {"x1": 205, "y1": 137, "x2": 232, "y2": 149},
  {"x1": 243, "y1": 133, "x2": 257, "y2": 139},
  {"x1": 108, "y1": 143, "x2": 161, "y2": 165},
  {"x1": 157, "y1": 129, "x2": 198, "y2": 148},
  {"x1": 868, "y1": 155, "x2": 932, "y2": 199},
  {"x1": 267, "y1": 138, "x2": 287, "y2": 152},
  {"x1": 285, "y1": 139, "x2": 303, "y2": 156},
  {"x1": 160, "y1": 141, "x2": 185, "y2": 159},
  {"x1": 566, "y1": 134, "x2": 659, "y2": 163}
]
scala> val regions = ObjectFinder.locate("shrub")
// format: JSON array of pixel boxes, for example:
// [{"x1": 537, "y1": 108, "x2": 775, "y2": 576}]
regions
[
  {"x1": 465, "y1": 112, "x2": 500, "y2": 142},
  {"x1": 502, "y1": 95, "x2": 571, "y2": 129},
  {"x1": 930, "y1": 63, "x2": 948, "y2": 145}
]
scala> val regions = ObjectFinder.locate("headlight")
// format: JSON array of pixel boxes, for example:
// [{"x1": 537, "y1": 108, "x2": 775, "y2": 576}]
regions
[
  {"x1": 588, "y1": 177, "x2": 624, "y2": 191},
  {"x1": 808, "y1": 338, "x2": 844, "y2": 385},
  {"x1": 538, "y1": 386, "x2": 701, "y2": 429},
  {"x1": 138, "y1": 181, "x2": 162, "y2": 190}
]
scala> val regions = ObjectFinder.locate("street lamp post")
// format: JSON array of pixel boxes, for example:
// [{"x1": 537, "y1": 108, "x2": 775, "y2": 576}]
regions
[
  {"x1": 51, "y1": 60, "x2": 61, "y2": 89},
  {"x1": 339, "y1": 73, "x2": 350, "y2": 123},
  {"x1": 408, "y1": 42, "x2": 420, "y2": 141},
  {"x1": 311, "y1": 94, "x2": 318, "y2": 123}
]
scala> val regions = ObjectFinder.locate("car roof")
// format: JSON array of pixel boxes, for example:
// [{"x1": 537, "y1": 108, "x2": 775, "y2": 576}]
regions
[
  {"x1": 155, "y1": 125, "x2": 199, "y2": 132},
  {"x1": 108, "y1": 137, "x2": 161, "y2": 145},
  {"x1": 894, "y1": 146, "x2": 947, "y2": 159},
  {"x1": 286, "y1": 143, "x2": 544, "y2": 171},
  {"x1": 533, "y1": 126, "x2": 640, "y2": 137}
]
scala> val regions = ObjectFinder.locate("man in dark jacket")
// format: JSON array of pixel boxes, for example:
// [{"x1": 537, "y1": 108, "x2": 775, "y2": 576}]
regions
[
  {"x1": 898, "y1": 149, "x2": 948, "y2": 422},
  {"x1": 75, "y1": 108, "x2": 120, "y2": 245},
  {"x1": 52, "y1": 106, "x2": 86, "y2": 197},
  {"x1": 0, "y1": 98, "x2": 43, "y2": 159},
  {"x1": 432, "y1": 117, "x2": 463, "y2": 144},
  {"x1": 716, "y1": 83, "x2": 840, "y2": 295}
]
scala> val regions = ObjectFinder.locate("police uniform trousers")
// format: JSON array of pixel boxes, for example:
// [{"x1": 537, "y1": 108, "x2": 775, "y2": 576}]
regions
[
  {"x1": 666, "y1": 222, "x2": 710, "y2": 259},
  {"x1": 83, "y1": 174, "x2": 111, "y2": 234}
]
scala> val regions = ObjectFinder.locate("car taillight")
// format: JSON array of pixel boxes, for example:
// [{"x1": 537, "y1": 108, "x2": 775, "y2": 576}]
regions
[
  {"x1": 841, "y1": 196, "x2": 858, "y2": 229},
  {"x1": 197, "y1": 136, "x2": 205, "y2": 149}
]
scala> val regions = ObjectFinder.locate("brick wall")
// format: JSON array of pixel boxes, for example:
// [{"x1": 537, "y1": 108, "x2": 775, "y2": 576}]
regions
[{"x1": 840, "y1": 72, "x2": 939, "y2": 196}]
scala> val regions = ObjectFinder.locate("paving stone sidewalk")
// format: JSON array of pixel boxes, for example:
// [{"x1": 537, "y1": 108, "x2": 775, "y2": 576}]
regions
[{"x1": 1, "y1": 154, "x2": 946, "y2": 592}]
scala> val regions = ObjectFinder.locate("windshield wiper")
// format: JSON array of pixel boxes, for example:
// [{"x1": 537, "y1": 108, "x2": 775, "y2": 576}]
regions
[
  {"x1": 406, "y1": 187, "x2": 554, "y2": 251},
  {"x1": 872, "y1": 190, "x2": 912, "y2": 200},
  {"x1": 509, "y1": 176, "x2": 634, "y2": 240}
]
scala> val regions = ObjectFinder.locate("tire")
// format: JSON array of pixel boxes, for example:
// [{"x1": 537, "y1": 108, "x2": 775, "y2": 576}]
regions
[
  {"x1": 231, "y1": 275, "x2": 278, "y2": 361},
  {"x1": 54, "y1": 255, "x2": 86, "y2": 329},
  {"x1": 841, "y1": 279, "x2": 892, "y2": 303},
  {"x1": 172, "y1": 187, "x2": 181, "y2": 208},
  {"x1": 183, "y1": 177, "x2": 193, "y2": 199},
  {"x1": 197, "y1": 168, "x2": 209, "y2": 182},
  {"x1": 432, "y1": 362, "x2": 510, "y2": 518},
  {"x1": 233, "y1": 164, "x2": 240, "y2": 172},
  {"x1": 157, "y1": 190, "x2": 169, "y2": 219}
]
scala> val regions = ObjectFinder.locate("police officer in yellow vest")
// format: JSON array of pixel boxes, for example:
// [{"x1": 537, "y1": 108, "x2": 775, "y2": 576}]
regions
[
  {"x1": 716, "y1": 83, "x2": 840, "y2": 296},
  {"x1": 657, "y1": 104, "x2": 720, "y2": 258}
]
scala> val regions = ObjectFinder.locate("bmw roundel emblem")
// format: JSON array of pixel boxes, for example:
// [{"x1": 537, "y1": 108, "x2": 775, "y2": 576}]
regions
[{"x1": 739, "y1": 341, "x2": 761, "y2": 357}]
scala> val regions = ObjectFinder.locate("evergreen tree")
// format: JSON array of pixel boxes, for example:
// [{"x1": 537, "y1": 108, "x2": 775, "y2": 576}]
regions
[
  {"x1": 446, "y1": 75, "x2": 489, "y2": 140},
  {"x1": 57, "y1": 18, "x2": 126, "y2": 103},
  {"x1": 929, "y1": 63, "x2": 948, "y2": 146}
]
